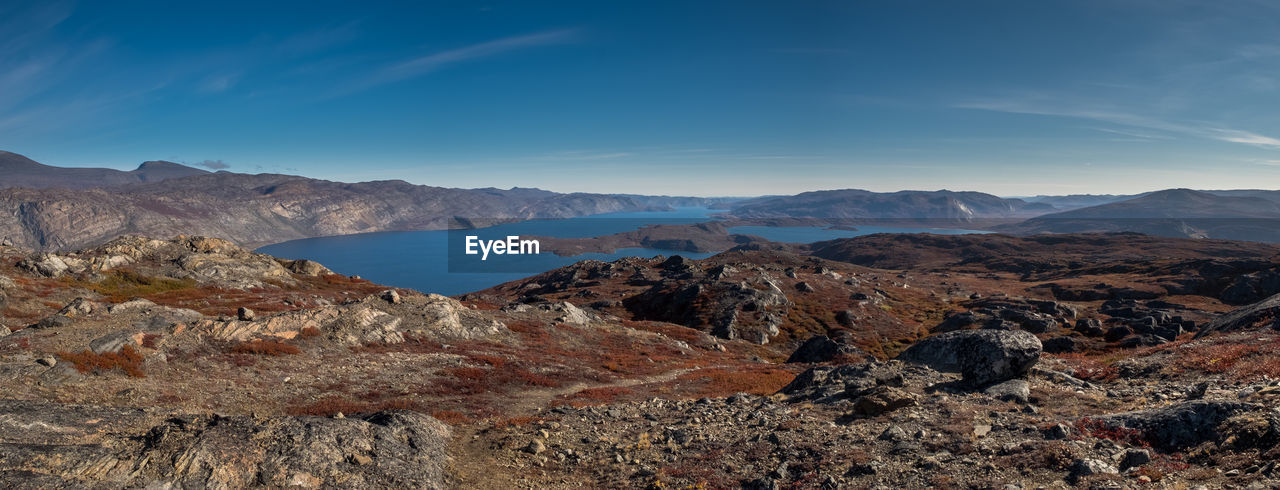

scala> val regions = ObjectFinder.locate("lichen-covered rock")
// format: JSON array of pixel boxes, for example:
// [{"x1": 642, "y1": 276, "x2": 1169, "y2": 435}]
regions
[
  {"x1": 0, "y1": 399, "x2": 451, "y2": 489},
  {"x1": 1092, "y1": 399, "x2": 1280, "y2": 450},
  {"x1": 896, "y1": 329, "x2": 1041, "y2": 386}
]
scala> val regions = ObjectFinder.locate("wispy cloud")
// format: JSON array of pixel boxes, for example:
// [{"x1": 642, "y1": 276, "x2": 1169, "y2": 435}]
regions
[
  {"x1": 197, "y1": 73, "x2": 240, "y2": 93},
  {"x1": 192, "y1": 159, "x2": 231, "y2": 170},
  {"x1": 542, "y1": 150, "x2": 633, "y2": 160},
  {"x1": 340, "y1": 29, "x2": 578, "y2": 95},
  {"x1": 769, "y1": 48, "x2": 849, "y2": 55},
  {"x1": 957, "y1": 97, "x2": 1280, "y2": 149}
]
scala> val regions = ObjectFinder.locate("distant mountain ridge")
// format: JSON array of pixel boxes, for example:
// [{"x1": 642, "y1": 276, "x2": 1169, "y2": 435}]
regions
[
  {"x1": 0, "y1": 151, "x2": 210, "y2": 189},
  {"x1": 723, "y1": 189, "x2": 1056, "y2": 222},
  {"x1": 1001, "y1": 189, "x2": 1280, "y2": 242}
]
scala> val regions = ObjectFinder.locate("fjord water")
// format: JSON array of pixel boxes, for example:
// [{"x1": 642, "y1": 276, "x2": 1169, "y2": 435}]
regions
[
  {"x1": 257, "y1": 208, "x2": 986, "y2": 296},
  {"x1": 257, "y1": 208, "x2": 720, "y2": 296}
]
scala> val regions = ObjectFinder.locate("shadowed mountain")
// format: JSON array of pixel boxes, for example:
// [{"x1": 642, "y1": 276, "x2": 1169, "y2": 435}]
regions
[
  {"x1": 722, "y1": 189, "x2": 1056, "y2": 225},
  {"x1": 1001, "y1": 189, "x2": 1280, "y2": 242},
  {"x1": 0, "y1": 151, "x2": 209, "y2": 189}
]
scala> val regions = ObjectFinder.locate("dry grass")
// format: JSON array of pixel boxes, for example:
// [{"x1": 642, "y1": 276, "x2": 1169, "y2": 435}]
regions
[{"x1": 67, "y1": 269, "x2": 196, "y2": 303}]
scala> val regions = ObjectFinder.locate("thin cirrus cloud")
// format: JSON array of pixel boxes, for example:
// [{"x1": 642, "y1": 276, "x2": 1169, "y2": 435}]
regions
[
  {"x1": 956, "y1": 98, "x2": 1280, "y2": 150},
  {"x1": 337, "y1": 28, "x2": 579, "y2": 96},
  {"x1": 193, "y1": 159, "x2": 231, "y2": 170}
]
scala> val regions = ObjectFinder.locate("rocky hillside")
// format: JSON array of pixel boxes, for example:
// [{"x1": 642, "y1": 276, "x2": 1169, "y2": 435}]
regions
[
  {"x1": 1, "y1": 233, "x2": 1279, "y2": 487},
  {"x1": 0, "y1": 151, "x2": 209, "y2": 190},
  {"x1": 0, "y1": 166, "x2": 697, "y2": 252},
  {"x1": 1003, "y1": 189, "x2": 1280, "y2": 242}
]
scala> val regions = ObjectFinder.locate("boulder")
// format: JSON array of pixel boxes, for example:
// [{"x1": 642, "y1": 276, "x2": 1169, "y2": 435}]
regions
[
  {"x1": 280, "y1": 258, "x2": 333, "y2": 276},
  {"x1": 983, "y1": 379, "x2": 1030, "y2": 403},
  {"x1": 1074, "y1": 318, "x2": 1104, "y2": 337},
  {"x1": 30, "y1": 314, "x2": 73, "y2": 330},
  {"x1": 1041, "y1": 336, "x2": 1084, "y2": 354},
  {"x1": 381, "y1": 290, "x2": 402, "y2": 304},
  {"x1": 851, "y1": 386, "x2": 916, "y2": 416},
  {"x1": 896, "y1": 330, "x2": 1041, "y2": 386},
  {"x1": 785, "y1": 335, "x2": 861, "y2": 363},
  {"x1": 1104, "y1": 325, "x2": 1131, "y2": 342},
  {"x1": 1069, "y1": 458, "x2": 1118, "y2": 483},
  {"x1": 834, "y1": 310, "x2": 857, "y2": 327},
  {"x1": 89, "y1": 331, "x2": 139, "y2": 354},
  {"x1": 1092, "y1": 400, "x2": 1279, "y2": 450}
]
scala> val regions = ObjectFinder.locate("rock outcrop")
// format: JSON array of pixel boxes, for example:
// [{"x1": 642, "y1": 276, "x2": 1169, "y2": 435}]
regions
[{"x1": 0, "y1": 399, "x2": 451, "y2": 489}]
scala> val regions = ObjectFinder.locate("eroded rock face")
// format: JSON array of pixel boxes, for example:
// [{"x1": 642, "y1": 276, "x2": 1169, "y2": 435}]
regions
[{"x1": 0, "y1": 399, "x2": 451, "y2": 489}]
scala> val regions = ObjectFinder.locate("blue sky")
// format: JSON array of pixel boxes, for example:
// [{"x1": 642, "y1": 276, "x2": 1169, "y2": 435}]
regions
[{"x1": 3, "y1": 1, "x2": 1280, "y2": 196}]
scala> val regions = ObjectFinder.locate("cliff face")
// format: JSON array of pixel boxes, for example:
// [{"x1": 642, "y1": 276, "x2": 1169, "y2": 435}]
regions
[{"x1": 0, "y1": 172, "x2": 675, "y2": 251}]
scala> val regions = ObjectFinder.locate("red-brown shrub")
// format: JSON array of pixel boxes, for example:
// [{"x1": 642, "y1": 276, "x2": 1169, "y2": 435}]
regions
[
  {"x1": 231, "y1": 339, "x2": 301, "y2": 356},
  {"x1": 141, "y1": 333, "x2": 161, "y2": 349},
  {"x1": 58, "y1": 345, "x2": 146, "y2": 378},
  {"x1": 1074, "y1": 417, "x2": 1151, "y2": 448}
]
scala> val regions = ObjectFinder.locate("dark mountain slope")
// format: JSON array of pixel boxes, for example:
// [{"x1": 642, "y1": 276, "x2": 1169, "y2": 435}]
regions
[
  {"x1": 1001, "y1": 189, "x2": 1280, "y2": 242},
  {"x1": 0, "y1": 151, "x2": 209, "y2": 189}
]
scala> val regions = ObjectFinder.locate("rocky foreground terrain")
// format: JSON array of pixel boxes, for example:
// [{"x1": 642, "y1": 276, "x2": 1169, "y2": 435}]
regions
[{"x1": 0, "y1": 232, "x2": 1278, "y2": 488}]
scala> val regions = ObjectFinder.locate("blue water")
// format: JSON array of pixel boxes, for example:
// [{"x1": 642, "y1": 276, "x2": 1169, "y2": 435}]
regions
[
  {"x1": 258, "y1": 208, "x2": 719, "y2": 296},
  {"x1": 726, "y1": 225, "x2": 990, "y2": 244},
  {"x1": 257, "y1": 208, "x2": 987, "y2": 296}
]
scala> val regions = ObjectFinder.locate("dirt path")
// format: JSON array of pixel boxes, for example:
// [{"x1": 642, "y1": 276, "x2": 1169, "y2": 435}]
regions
[{"x1": 445, "y1": 365, "x2": 710, "y2": 489}]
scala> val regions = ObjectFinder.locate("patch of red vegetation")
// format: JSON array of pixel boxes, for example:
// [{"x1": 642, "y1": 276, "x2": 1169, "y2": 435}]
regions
[
  {"x1": 1074, "y1": 417, "x2": 1151, "y2": 448},
  {"x1": 1172, "y1": 337, "x2": 1280, "y2": 380},
  {"x1": 141, "y1": 333, "x2": 161, "y2": 349},
  {"x1": 674, "y1": 365, "x2": 801, "y2": 398},
  {"x1": 231, "y1": 339, "x2": 301, "y2": 356},
  {"x1": 57, "y1": 345, "x2": 146, "y2": 378},
  {"x1": 429, "y1": 410, "x2": 473, "y2": 425},
  {"x1": 1053, "y1": 353, "x2": 1119, "y2": 382}
]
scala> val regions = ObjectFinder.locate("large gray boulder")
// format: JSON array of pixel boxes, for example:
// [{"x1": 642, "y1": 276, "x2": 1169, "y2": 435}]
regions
[
  {"x1": 1092, "y1": 400, "x2": 1280, "y2": 450},
  {"x1": 896, "y1": 329, "x2": 1041, "y2": 386}
]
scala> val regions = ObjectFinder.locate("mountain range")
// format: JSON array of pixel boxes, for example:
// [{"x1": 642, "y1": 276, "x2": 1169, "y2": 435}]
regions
[
  {"x1": 722, "y1": 189, "x2": 1056, "y2": 222},
  {"x1": 3, "y1": 150, "x2": 1280, "y2": 249},
  {"x1": 0, "y1": 152, "x2": 720, "y2": 251},
  {"x1": 0, "y1": 151, "x2": 210, "y2": 189},
  {"x1": 1001, "y1": 189, "x2": 1280, "y2": 242}
]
